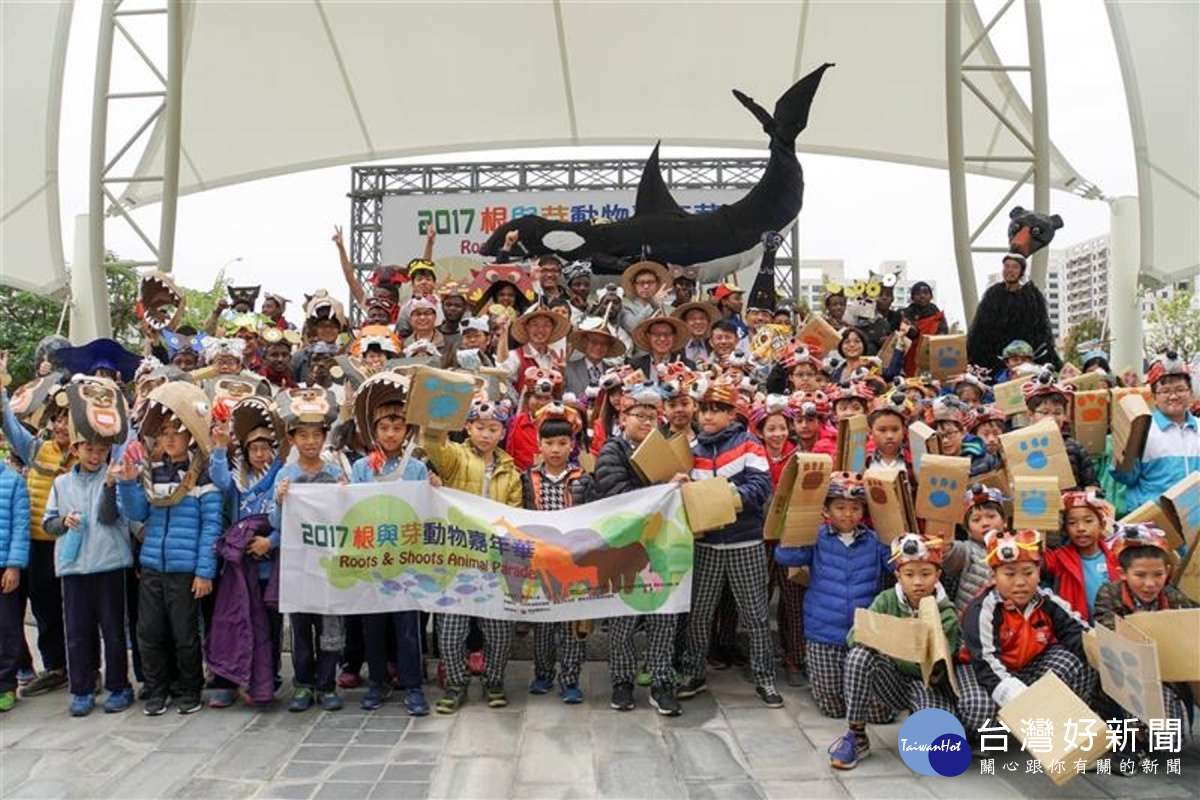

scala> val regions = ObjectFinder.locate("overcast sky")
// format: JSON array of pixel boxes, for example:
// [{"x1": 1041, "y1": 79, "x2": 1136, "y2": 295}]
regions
[{"x1": 54, "y1": 0, "x2": 1135, "y2": 326}]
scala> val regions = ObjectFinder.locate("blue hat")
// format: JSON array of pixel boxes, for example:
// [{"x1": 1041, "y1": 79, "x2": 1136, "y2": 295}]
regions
[{"x1": 58, "y1": 339, "x2": 142, "y2": 382}]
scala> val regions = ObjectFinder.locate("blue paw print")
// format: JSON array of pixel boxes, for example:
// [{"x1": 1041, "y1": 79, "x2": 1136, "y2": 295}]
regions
[
  {"x1": 1019, "y1": 436, "x2": 1050, "y2": 470},
  {"x1": 935, "y1": 346, "x2": 960, "y2": 369},
  {"x1": 1017, "y1": 488, "x2": 1047, "y2": 517},
  {"x1": 424, "y1": 376, "x2": 474, "y2": 421},
  {"x1": 929, "y1": 476, "x2": 958, "y2": 509}
]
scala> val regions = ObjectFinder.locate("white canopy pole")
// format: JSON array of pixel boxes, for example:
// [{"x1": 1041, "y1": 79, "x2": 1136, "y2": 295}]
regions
[
  {"x1": 70, "y1": 214, "x2": 112, "y2": 343},
  {"x1": 1108, "y1": 196, "x2": 1142, "y2": 377}
]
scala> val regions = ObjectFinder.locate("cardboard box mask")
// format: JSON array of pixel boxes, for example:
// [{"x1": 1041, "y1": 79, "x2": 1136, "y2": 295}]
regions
[
  {"x1": 1000, "y1": 417, "x2": 1075, "y2": 491},
  {"x1": 836, "y1": 414, "x2": 869, "y2": 474},
  {"x1": 1162, "y1": 472, "x2": 1200, "y2": 547},
  {"x1": 682, "y1": 477, "x2": 738, "y2": 535},
  {"x1": 1071, "y1": 389, "x2": 1109, "y2": 457},
  {"x1": 907, "y1": 420, "x2": 939, "y2": 478},
  {"x1": 864, "y1": 467, "x2": 918, "y2": 543},
  {"x1": 779, "y1": 453, "x2": 832, "y2": 547},
  {"x1": 1011, "y1": 475, "x2": 1064, "y2": 531},
  {"x1": 1111, "y1": 391, "x2": 1152, "y2": 473},
  {"x1": 1088, "y1": 617, "x2": 1165, "y2": 725},
  {"x1": 407, "y1": 366, "x2": 477, "y2": 431},
  {"x1": 914, "y1": 454, "x2": 970, "y2": 524},
  {"x1": 998, "y1": 673, "x2": 1111, "y2": 785},
  {"x1": 1118, "y1": 500, "x2": 1183, "y2": 551},
  {"x1": 1120, "y1": 609, "x2": 1200, "y2": 682},
  {"x1": 631, "y1": 428, "x2": 694, "y2": 485},
  {"x1": 991, "y1": 378, "x2": 1029, "y2": 417},
  {"x1": 926, "y1": 334, "x2": 967, "y2": 381},
  {"x1": 796, "y1": 315, "x2": 842, "y2": 359}
]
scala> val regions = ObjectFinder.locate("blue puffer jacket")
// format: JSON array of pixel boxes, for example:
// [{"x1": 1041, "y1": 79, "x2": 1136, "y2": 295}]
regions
[
  {"x1": 775, "y1": 522, "x2": 892, "y2": 646},
  {"x1": 118, "y1": 458, "x2": 222, "y2": 579},
  {"x1": 0, "y1": 463, "x2": 31, "y2": 569},
  {"x1": 689, "y1": 422, "x2": 773, "y2": 546}
]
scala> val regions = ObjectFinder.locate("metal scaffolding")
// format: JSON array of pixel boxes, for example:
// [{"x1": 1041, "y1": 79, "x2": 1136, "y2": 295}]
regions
[
  {"x1": 348, "y1": 158, "x2": 801, "y2": 325},
  {"x1": 90, "y1": 0, "x2": 183, "y2": 275},
  {"x1": 945, "y1": 0, "x2": 1100, "y2": 323}
]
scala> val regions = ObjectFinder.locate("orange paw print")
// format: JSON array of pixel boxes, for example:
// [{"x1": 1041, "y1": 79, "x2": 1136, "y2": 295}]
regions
[{"x1": 1076, "y1": 392, "x2": 1107, "y2": 424}]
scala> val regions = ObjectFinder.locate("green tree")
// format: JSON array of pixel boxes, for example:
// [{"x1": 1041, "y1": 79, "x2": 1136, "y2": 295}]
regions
[
  {"x1": 178, "y1": 268, "x2": 230, "y2": 331},
  {"x1": 1061, "y1": 316, "x2": 1104, "y2": 367},
  {"x1": 1145, "y1": 291, "x2": 1200, "y2": 362},
  {"x1": 0, "y1": 255, "x2": 142, "y2": 386}
]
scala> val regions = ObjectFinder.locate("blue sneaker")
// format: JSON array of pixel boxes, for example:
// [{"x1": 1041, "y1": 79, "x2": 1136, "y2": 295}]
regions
[
  {"x1": 560, "y1": 684, "x2": 584, "y2": 704},
  {"x1": 828, "y1": 729, "x2": 869, "y2": 770},
  {"x1": 404, "y1": 688, "x2": 430, "y2": 717},
  {"x1": 528, "y1": 675, "x2": 555, "y2": 695},
  {"x1": 103, "y1": 688, "x2": 134, "y2": 713},
  {"x1": 360, "y1": 683, "x2": 390, "y2": 711},
  {"x1": 69, "y1": 693, "x2": 95, "y2": 717},
  {"x1": 288, "y1": 687, "x2": 314, "y2": 712},
  {"x1": 317, "y1": 691, "x2": 343, "y2": 711}
]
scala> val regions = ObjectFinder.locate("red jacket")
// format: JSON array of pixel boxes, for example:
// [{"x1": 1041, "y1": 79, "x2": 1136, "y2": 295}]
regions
[
  {"x1": 507, "y1": 412, "x2": 539, "y2": 473},
  {"x1": 1041, "y1": 540, "x2": 1119, "y2": 622},
  {"x1": 797, "y1": 423, "x2": 837, "y2": 457},
  {"x1": 765, "y1": 440, "x2": 797, "y2": 486}
]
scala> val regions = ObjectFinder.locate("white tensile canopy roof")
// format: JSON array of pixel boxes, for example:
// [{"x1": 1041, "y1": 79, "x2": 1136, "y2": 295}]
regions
[{"x1": 2, "y1": 1, "x2": 1197, "y2": 296}]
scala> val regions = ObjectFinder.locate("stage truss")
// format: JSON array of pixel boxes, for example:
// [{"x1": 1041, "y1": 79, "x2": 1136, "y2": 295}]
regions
[{"x1": 347, "y1": 157, "x2": 800, "y2": 325}]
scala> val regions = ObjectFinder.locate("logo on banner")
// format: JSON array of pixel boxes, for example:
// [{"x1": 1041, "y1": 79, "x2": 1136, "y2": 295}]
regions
[{"x1": 897, "y1": 708, "x2": 971, "y2": 777}]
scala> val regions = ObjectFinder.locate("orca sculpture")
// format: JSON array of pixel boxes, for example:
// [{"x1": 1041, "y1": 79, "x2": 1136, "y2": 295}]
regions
[{"x1": 478, "y1": 64, "x2": 834, "y2": 279}]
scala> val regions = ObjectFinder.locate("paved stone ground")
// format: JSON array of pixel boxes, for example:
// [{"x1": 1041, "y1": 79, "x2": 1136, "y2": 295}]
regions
[{"x1": 1, "y1": 660, "x2": 1198, "y2": 800}]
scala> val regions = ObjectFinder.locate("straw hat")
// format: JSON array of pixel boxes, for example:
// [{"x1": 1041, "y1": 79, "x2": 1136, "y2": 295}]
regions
[
  {"x1": 568, "y1": 317, "x2": 626, "y2": 358},
  {"x1": 511, "y1": 308, "x2": 571, "y2": 346},
  {"x1": 671, "y1": 301, "x2": 721, "y2": 325},
  {"x1": 632, "y1": 315, "x2": 688, "y2": 354},
  {"x1": 621, "y1": 260, "x2": 671, "y2": 298}
]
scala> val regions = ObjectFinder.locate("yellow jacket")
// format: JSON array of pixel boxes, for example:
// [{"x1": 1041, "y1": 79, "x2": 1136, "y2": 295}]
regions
[
  {"x1": 26, "y1": 440, "x2": 75, "y2": 542},
  {"x1": 422, "y1": 434, "x2": 523, "y2": 507}
]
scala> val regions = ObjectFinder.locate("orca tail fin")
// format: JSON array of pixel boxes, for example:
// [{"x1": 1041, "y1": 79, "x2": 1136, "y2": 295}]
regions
[
  {"x1": 771, "y1": 62, "x2": 834, "y2": 143},
  {"x1": 732, "y1": 89, "x2": 775, "y2": 135}
]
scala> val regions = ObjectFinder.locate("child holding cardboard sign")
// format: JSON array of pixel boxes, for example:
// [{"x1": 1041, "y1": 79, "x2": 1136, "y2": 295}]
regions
[
  {"x1": 1041, "y1": 489, "x2": 1118, "y2": 622},
  {"x1": 593, "y1": 382, "x2": 686, "y2": 716},
  {"x1": 774, "y1": 473, "x2": 893, "y2": 720},
  {"x1": 830, "y1": 533, "x2": 960, "y2": 770},
  {"x1": 956, "y1": 529, "x2": 1097, "y2": 737},
  {"x1": 1091, "y1": 525, "x2": 1194, "y2": 733},
  {"x1": 943, "y1": 485, "x2": 1010, "y2": 614},
  {"x1": 422, "y1": 400, "x2": 523, "y2": 714},
  {"x1": 1109, "y1": 352, "x2": 1200, "y2": 513},
  {"x1": 677, "y1": 381, "x2": 779, "y2": 709},
  {"x1": 1022, "y1": 368, "x2": 1097, "y2": 489}
]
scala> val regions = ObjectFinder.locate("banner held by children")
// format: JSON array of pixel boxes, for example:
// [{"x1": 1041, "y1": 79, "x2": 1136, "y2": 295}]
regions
[{"x1": 280, "y1": 483, "x2": 693, "y2": 621}]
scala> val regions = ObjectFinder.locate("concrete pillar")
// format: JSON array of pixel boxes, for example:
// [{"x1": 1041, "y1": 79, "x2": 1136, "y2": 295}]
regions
[{"x1": 1107, "y1": 196, "x2": 1142, "y2": 376}]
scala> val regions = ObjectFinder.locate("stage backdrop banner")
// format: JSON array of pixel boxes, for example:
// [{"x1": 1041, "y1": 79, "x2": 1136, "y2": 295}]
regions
[{"x1": 280, "y1": 483, "x2": 693, "y2": 621}]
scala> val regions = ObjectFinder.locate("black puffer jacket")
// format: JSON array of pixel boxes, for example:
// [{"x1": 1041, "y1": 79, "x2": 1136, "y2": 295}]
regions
[
  {"x1": 591, "y1": 434, "x2": 650, "y2": 500},
  {"x1": 1064, "y1": 436, "x2": 1098, "y2": 489}
]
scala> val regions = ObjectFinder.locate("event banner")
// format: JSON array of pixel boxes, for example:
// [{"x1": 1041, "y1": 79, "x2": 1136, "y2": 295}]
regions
[{"x1": 279, "y1": 483, "x2": 693, "y2": 621}]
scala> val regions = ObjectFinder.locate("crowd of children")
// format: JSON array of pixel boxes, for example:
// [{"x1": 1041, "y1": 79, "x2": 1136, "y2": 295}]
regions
[{"x1": 0, "y1": 230, "x2": 1197, "y2": 774}]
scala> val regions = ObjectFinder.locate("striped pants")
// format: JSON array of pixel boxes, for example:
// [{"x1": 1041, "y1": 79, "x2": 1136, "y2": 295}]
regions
[
  {"x1": 532, "y1": 622, "x2": 586, "y2": 688},
  {"x1": 843, "y1": 646, "x2": 957, "y2": 723},
  {"x1": 806, "y1": 641, "x2": 895, "y2": 723},
  {"x1": 437, "y1": 614, "x2": 514, "y2": 688},
  {"x1": 609, "y1": 614, "x2": 677, "y2": 689},
  {"x1": 766, "y1": 542, "x2": 805, "y2": 668},
  {"x1": 956, "y1": 645, "x2": 1098, "y2": 734},
  {"x1": 681, "y1": 544, "x2": 776, "y2": 690}
]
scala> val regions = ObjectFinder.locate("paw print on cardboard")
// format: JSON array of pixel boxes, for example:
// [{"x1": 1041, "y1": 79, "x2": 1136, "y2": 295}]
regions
[
  {"x1": 1076, "y1": 392, "x2": 1107, "y2": 424},
  {"x1": 1018, "y1": 436, "x2": 1050, "y2": 470},
  {"x1": 928, "y1": 476, "x2": 958, "y2": 509},
  {"x1": 422, "y1": 375, "x2": 475, "y2": 422},
  {"x1": 1099, "y1": 645, "x2": 1147, "y2": 718},
  {"x1": 867, "y1": 478, "x2": 889, "y2": 505},
  {"x1": 935, "y1": 345, "x2": 961, "y2": 370},
  {"x1": 1016, "y1": 487, "x2": 1048, "y2": 517},
  {"x1": 800, "y1": 459, "x2": 827, "y2": 490}
]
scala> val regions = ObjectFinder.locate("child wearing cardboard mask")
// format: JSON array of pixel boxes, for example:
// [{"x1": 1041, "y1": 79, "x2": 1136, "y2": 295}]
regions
[
  {"x1": 774, "y1": 472, "x2": 893, "y2": 721},
  {"x1": 829, "y1": 533, "x2": 960, "y2": 770},
  {"x1": 942, "y1": 485, "x2": 1009, "y2": 614},
  {"x1": 1040, "y1": 489, "x2": 1118, "y2": 622},
  {"x1": 955, "y1": 529, "x2": 1096, "y2": 737}
]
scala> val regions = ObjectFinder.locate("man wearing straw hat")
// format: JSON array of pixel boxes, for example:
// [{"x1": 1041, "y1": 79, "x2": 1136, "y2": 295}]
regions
[
  {"x1": 629, "y1": 315, "x2": 694, "y2": 379},
  {"x1": 564, "y1": 318, "x2": 626, "y2": 398},
  {"x1": 500, "y1": 308, "x2": 571, "y2": 394}
]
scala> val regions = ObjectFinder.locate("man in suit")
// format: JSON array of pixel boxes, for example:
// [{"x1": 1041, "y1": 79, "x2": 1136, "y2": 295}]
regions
[{"x1": 564, "y1": 318, "x2": 625, "y2": 399}]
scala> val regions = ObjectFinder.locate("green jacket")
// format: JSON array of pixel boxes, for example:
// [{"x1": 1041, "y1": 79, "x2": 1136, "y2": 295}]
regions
[{"x1": 847, "y1": 585, "x2": 961, "y2": 680}]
